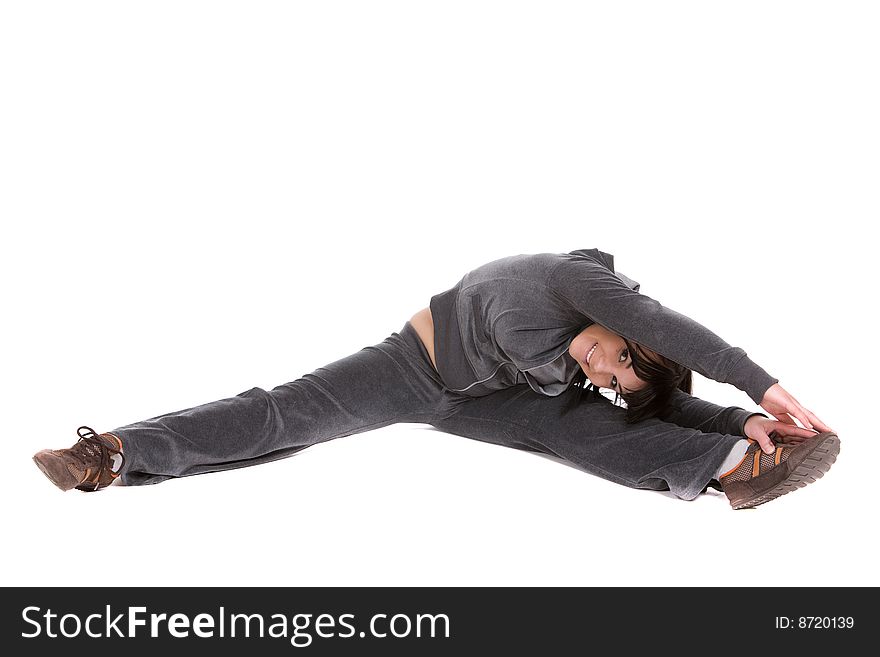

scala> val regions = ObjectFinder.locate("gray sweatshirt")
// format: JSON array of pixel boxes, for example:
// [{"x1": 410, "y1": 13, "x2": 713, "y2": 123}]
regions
[{"x1": 429, "y1": 248, "x2": 777, "y2": 436}]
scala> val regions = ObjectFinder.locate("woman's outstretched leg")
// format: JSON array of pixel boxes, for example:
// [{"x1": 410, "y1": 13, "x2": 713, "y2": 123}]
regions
[
  {"x1": 34, "y1": 322, "x2": 447, "y2": 490},
  {"x1": 429, "y1": 384, "x2": 752, "y2": 502}
]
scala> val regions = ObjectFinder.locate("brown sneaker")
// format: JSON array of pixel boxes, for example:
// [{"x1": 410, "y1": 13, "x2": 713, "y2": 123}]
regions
[
  {"x1": 719, "y1": 432, "x2": 840, "y2": 509},
  {"x1": 33, "y1": 426, "x2": 125, "y2": 492}
]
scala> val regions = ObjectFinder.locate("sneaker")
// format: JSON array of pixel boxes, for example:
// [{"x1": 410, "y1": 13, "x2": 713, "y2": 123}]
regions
[
  {"x1": 33, "y1": 426, "x2": 125, "y2": 492},
  {"x1": 719, "y1": 432, "x2": 840, "y2": 509}
]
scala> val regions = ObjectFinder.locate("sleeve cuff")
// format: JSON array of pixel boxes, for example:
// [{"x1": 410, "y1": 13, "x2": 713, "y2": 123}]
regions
[
  {"x1": 727, "y1": 353, "x2": 779, "y2": 404},
  {"x1": 736, "y1": 411, "x2": 770, "y2": 437}
]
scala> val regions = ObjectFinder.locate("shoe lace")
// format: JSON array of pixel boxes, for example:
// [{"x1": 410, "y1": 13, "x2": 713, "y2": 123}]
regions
[{"x1": 70, "y1": 426, "x2": 125, "y2": 490}]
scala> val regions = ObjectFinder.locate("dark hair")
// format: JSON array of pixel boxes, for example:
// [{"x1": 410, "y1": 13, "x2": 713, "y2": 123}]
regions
[{"x1": 569, "y1": 337, "x2": 692, "y2": 424}]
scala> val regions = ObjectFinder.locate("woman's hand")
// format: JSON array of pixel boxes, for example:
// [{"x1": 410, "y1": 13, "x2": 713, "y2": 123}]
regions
[
  {"x1": 744, "y1": 414, "x2": 819, "y2": 454},
  {"x1": 759, "y1": 383, "x2": 835, "y2": 437}
]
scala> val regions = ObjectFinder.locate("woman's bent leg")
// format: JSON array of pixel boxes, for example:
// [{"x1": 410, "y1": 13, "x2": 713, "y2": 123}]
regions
[
  {"x1": 430, "y1": 385, "x2": 744, "y2": 501},
  {"x1": 113, "y1": 322, "x2": 446, "y2": 485}
]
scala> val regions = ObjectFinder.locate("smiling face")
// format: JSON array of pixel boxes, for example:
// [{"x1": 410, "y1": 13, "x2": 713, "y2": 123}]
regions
[{"x1": 568, "y1": 323, "x2": 652, "y2": 395}]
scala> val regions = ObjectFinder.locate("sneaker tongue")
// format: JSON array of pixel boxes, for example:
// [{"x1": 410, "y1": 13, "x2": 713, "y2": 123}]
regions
[{"x1": 94, "y1": 433, "x2": 124, "y2": 471}]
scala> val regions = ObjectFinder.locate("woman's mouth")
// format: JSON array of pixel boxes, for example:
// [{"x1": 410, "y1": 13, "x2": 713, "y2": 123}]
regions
[{"x1": 585, "y1": 342, "x2": 598, "y2": 368}]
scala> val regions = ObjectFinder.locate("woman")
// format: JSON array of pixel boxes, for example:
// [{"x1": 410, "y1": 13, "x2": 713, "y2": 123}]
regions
[{"x1": 33, "y1": 248, "x2": 839, "y2": 509}]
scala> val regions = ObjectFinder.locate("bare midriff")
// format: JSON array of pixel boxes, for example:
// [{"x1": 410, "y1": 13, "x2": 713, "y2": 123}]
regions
[{"x1": 410, "y1": 307, "x2": 438, "y2": 372}]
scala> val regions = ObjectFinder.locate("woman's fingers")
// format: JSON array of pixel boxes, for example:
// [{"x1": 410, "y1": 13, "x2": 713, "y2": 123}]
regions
[
  {"x1": 796, "y1": 414, "x2": 813, "y2": 430},
  {"x1": 769, "y1": 422, "x2": 826, "y2": 445},
  {"x1": 774, "y1": 424, "x2": 816, "y2": 440},
  {"x1": 784, "y1": 400, "x2": 822, "y2": 432},
  {"x1": 788, "y1": 397, "x2": 833, "y2": 433},
  {"x1": 756, "y1": 433, "x2": 775, "y2": 454},
  {"x1": 804, "y1": 409, "x2": 835, "y2": 433},
  {"x1": 760, "y1": 384, "x2": 835, "y2": 434},
  {"x1": 749, "y1": 418, "x2": 817, "y2": 453},
  {"x1": 772, "y1": 413, "x2": 798, "y2": 427}
]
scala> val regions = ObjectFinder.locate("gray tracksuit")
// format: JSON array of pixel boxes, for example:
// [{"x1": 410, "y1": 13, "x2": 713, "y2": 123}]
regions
[{"x1": 112, "y1": 247, "x2": 772, "y2": 500}]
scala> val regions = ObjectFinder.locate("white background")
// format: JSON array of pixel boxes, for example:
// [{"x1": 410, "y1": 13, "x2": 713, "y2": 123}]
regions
[{"x1": 1, "y1": 1, "x2": 877, "y2": 587}]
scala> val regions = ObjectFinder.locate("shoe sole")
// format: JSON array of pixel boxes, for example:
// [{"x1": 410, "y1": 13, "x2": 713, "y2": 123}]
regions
[
  {"x1": 732, "y1": 433, "x2": 840, "y2": 509},
  {"x1": 32, "y1": 454, "x2": 75, "y2": 491}
]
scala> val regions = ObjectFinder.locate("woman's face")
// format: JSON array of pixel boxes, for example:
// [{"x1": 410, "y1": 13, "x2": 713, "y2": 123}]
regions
[{"x1": 569, "y1": 323, "x2": 650, "y2": 395}]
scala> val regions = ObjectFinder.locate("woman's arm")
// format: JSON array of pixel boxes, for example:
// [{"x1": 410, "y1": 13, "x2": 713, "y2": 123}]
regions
[
  {"x1": 548, "y1": 254, "x2": 779, "y2": 405},
  {"x1": 657, "y1": 388, "x2": 766, "y2": 437}
]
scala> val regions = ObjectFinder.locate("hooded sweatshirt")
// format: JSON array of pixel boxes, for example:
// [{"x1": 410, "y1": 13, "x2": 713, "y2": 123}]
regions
[{"x1": 429, "y1": 248, "x2": 778, "y2": 431}]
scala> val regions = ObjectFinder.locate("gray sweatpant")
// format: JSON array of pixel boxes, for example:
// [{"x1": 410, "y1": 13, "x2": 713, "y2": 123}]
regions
[{"x1": 112, "y1": 322, "x2": 742, "y2": 500}]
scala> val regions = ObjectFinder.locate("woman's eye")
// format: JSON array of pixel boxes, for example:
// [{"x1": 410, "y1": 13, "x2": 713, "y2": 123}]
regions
[
  {"x1": 611, "y1": 376, "x2": 617, "y2": 389},
  {"x1": 620, "y1": 348, "x2": 629, "y2": 362}
]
